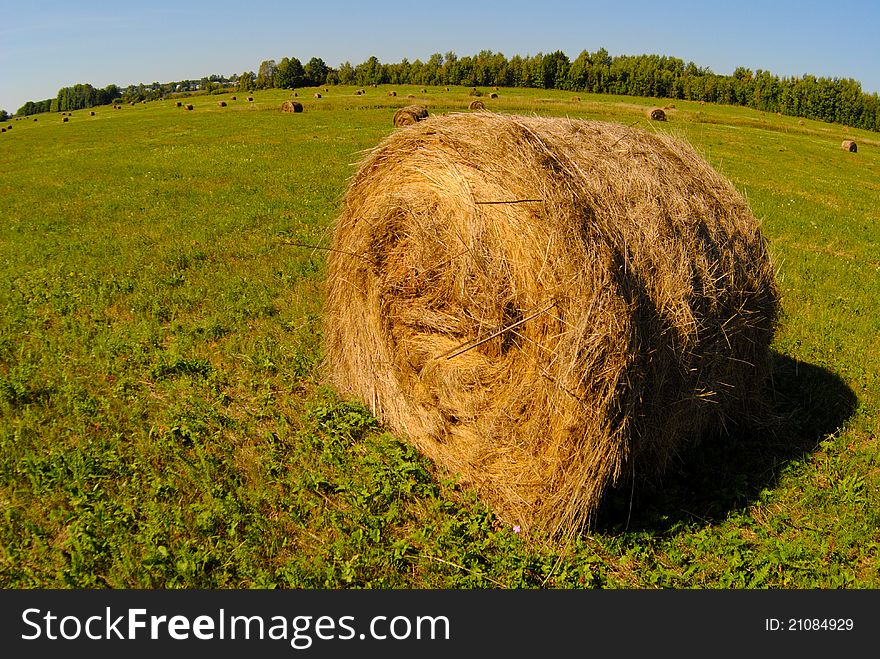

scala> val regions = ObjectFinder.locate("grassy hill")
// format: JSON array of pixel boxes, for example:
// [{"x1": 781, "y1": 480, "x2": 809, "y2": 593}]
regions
[{"x1": 1, "y1": 86, "x2": 877, "y2": 587}]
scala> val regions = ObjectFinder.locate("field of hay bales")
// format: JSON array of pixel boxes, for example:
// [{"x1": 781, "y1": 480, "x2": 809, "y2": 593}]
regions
[{"x1": 0, "y1": 85, "x2": 878, "y2": 588}]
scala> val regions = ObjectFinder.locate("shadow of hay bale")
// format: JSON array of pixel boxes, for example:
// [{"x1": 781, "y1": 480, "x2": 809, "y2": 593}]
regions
[{"x1": 595, "y1": 352, "x2": 858, "y2": 532}]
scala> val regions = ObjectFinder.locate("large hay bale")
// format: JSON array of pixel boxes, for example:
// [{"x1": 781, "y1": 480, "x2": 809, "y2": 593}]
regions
[
  {"x1": 324, "y1": 113, "x2": 779, "y2": 539},
  {"x1": 841, "y1": 139, "x2": 857, "y2": 152},
  {"x1": 648, "y1": 107, "x2": 667, "y2": 121},
  {"x1": 281, "y1": 100, "x2": 303, "y2": 113},
  {"x1": 468, "y1": 99, "x2": 486, "y2": 110},
  {"x1": 392, "y1": 105, "x2": 429, "y2": 127}
]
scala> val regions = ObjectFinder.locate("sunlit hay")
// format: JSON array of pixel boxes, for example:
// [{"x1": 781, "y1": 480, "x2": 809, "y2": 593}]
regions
[
  {"x1": 218, "y1": 101, "x2": 227, "y2": 107},
  {"x1": 571, "y1": 96, "x2": 581, "y2": 102},
  {"x1": 388, "y1": 91, "x2": 397, "y2": 97},
  {"x1": 489, "y1": 92, "x2": 498, "y2": 99},
  {"x1": 281, "y1": 100, "x2": 303, "y2": 113},
  {"x1": 324, "y1": 112, "x2": 779, "y2": 541},
  {"x1": 392, "y1": 105, "x2": 429, "y2": 127},
  {"x1": 841, "y1": 140, "x2": 857, "y2": 152},
  {"x1": 185, "y1": 104, "x2": 194, "y2": 111},
  {"x1": 314, "y1": 93, "x2": 322, "y2": 99},
  {"x1": 468, "y1": 99, "x2": 485, "y2": 110},
  {"x1": 648, "y1": 107, "x2": 666, "y2": 121},
  {"x1": 247, "y1": 96, "x2": 254, "y2": 102}
]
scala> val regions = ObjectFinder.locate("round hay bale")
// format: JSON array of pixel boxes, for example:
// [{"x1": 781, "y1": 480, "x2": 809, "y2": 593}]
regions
[
  {"x1": 185, "y1": 104, "x2": 194, "y2": 111},
  {"x1": 489, "y1": 92, "x2": 498, "y2": 99},
  {"x1": 34, "y1": 118, "x2": 38, "y2": 121},
  {"x1": 176, "y1": 101, "x2": 182, "y2": 107},
  {"x1": 281, "y1": 100, "x2": 303, "y2": 113},
  {"x1": 648, "y1": 107, "x2": 667, "y2": 121},
  {"x1": 841, "y1": 139, "x2": 857, "y2": 152},
  {"x1": 62, "y1": 117, "x2": 69, "y2": 122},
  {"x1": 218, "y1": 101, "x2": 227, "y2": 107},
  {"x1": 406, "y1": 94, "x2": 416, "y2": 99},
  {"x1": 90, "y1": 111, "x2": 95, "y2": 116},
  {"x1": 392, "y1": 105, "x2": 429, "y2": 127},
  {"x1": 314, "y1": 92, "x2": 322, "y2": 99},
  {"x1": 231, "y1": 96, "x2": 237, "y2": 100},
  {"x1": 444, "y1": 86, "x2": 450, "y2": 91},
  {"x1": 388, "y1": 91, "x2": 397, "y2": 97},
  {"x1": 324, "y1": 112, "x2": 779, "y2": 539},
  {"x1": 1, "y1": 128, "x2": 5, "y2": 133},
  {"x1": 421, "y1": 88, "x2": 427, "y2": 93},
  {"x1": 355, "y1": 90, "x2": 362, "y2": 96},
  {"x1": 571, "y1": 96, "x2": 581, "y2": 102},
  {"x1": 247, "y1": 96, "x2": 254, "y2": 102},
  {"x1": 468, "y1": 99, "x2": 486, "y2": 110}
]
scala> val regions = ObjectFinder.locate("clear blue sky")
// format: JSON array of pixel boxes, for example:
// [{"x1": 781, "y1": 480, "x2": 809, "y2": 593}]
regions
[{"x1": 2, "y1": 0, "x2": 879, "y2": 114}]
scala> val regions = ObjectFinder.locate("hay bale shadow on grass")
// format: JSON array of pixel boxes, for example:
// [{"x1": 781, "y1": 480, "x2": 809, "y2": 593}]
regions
[{"x1": 595, "y1": 352, "x2": 858, "y2": 533}]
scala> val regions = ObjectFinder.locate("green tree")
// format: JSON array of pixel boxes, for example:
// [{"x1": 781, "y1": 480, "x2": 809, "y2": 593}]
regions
[
  {"x1": 256, "y1": 60, "x2": 277, "y2": 89},
  {"x1": 0, "y1": 109, "x2": 9, "y2": 122},
  {"x1": 304, "y1": 57, "x2": 329, "y2": 86}
]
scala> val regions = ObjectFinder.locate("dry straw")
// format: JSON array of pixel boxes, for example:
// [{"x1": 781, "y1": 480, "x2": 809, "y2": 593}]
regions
[
  {"x1": 841, "y1": 139, "x2": 857, "y2": 152},
  {"x1": 281, "y1": 100, "x2": 303, "y2": 113},
  {"x1": 468, "y1": 99, "x2": 486, "y2": 110},
  {"x1": 323, "y1": 112, "x2": 779, "y2": 541},
  {"x1": 392, "y1": 105, "x2": 429, "y2": 127},
  {"x1": 648, "y1": 107, "x2": 667, "y2": 121}
]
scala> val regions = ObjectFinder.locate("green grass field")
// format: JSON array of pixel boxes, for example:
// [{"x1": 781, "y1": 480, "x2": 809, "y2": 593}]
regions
[{"x1": 1, "y1": 85, "x2": 878, "y2": 588}]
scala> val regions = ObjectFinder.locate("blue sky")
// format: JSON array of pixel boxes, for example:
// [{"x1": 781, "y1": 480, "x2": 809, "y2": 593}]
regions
[{"x1": 2, "y1": 0, "x2": 879, "y2": 114}]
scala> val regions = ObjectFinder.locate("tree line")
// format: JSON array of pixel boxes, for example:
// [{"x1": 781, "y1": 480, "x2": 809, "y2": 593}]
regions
[{"x1": 11, "y1": 48, "x2": 880, "y2": 132}]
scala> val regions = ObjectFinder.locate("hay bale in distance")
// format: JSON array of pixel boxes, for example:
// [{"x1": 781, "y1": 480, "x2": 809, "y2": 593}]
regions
[
  {"x1": 324, "y1": 112, "x2": 779, "y2": 540},
  {"x1": 185, "y1": 104, "x2": 194, "y2": 111},
  {"x1": 571, "y1": 96, "x2": 581, "y2": 102},
  {"x1": 489, "y1": 92, "x2": 498, "y2": 99},
  {"x1": 392, "y1": 105, "x2": 429, "y2": 127},
  {"x1": 231, "y1": 96, "x2": 237, "y2": 100},
  {"x1": 90, "y1": 111, "x2": 95, "y2": 116},
  {"x1": 648, "y1": 107, "x2": 667, "y2": 121},
  {"x1": 388, "y1": 91, "x2": 397, "y2": 97},
  {"x1": 218, "y1": 101, "x2": 227, "y2": 107},
  {"x1": 247, "y1": 96, "x2": 254, "y2": 102},
  {"x1": 841, "y1": 139, "x2": 857, "y2": 152},
  {"x1": 281, "y1": 100, "x2": 303, "y2": 113},
  {"x1": 62, "y1": 117, "x2": 69, "y2": 122},
  {"x1": 468, "y1": 99, "x2": 486, "y2": 110},
  {"x1": 314, "y1": 92, "x2": 322, "y2": 99},
  {"x1": 176, "y1": 101, "x2": 182, "y2": 107}
]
